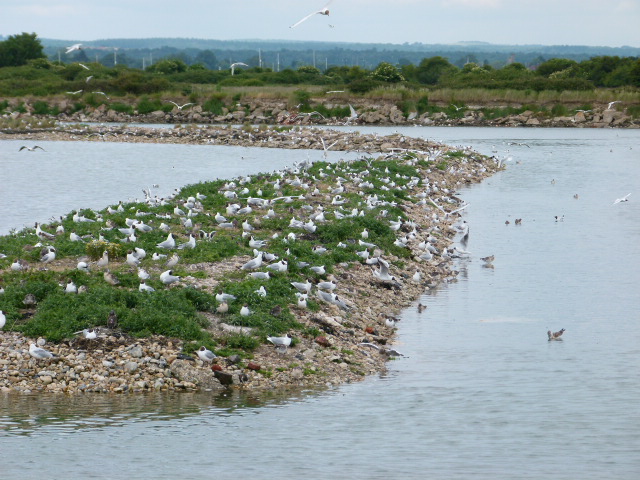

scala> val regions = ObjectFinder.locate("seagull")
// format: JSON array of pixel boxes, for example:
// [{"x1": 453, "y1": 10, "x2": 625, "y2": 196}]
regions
[
  {"x1": 267, "y1": 334, "x2": 292, "y2": 352},
  {"x1": 97, "y1": 250, "x2": 109, "y2": 268},
  {"x1": 607, "y1": 101, "x2": 621, "y2": 110},
  {"x1": 40, "y1": 247, "x2": 56, "y2": 264},
  {"x1": 0, "y1": 310, "x2": 5, "y2": 329},
  {"x1": 291, "y1": 280, "x2": 312, "y2": 294},
  {"x1": 613, "y1": 193, "x2": 631, "y2": 205},
  {"x1": 240, "y1": 305, "x2": 251, "y2": 316},
  {"x1": 66, "y1": 90, "x2": 83, "y2": 95},
  {"x1": 65, "y1": 43, "x2": 82, "y2": 54},
  {"x1": 138, "y1": 268, "x2": 150, "y2": 280},
  {"x1": 230, "y1": 62, "x2": 249, "y2": 76},
  {"x1": 19, "y1": 145, "x2": 45, "y2": 152},
  {"x1": 107, "y1": 310, "x2": 118, "y2": 329},
  {"x1": 344, "y1": 104, "x2": 358, "y2": 125},
  {"x1": 75, "y1": 328, "x2": 97, "y2": 339},
  {"x1": 92, "y1": 91, "x2": 110, "y2": 99},
  {"x1": 126, "y1": 250, "x2": 141, "y2": 266},
  {"x1": 104, "y1": 270, "x2": 120, "y2": 286},
  {"x1": 197, "y1": 346, "x2": 217, "y2": 363},
  {"x1": 241, "y1": 252, "x2": 263, "y2": 270},
  {"x1": 290, "y1": 1, "x2": 332, "y2": 28},
  {"x1": 373, "y1": 258, "x2": 397, "y2": 283},
  {"x1": 160, "y1": 270, "x2": 180, "y2": 285},
  {"x1": 178, "y1": 234, "x2": 196, "y2": 250},
  {"x1": 35, "y1": 222, "x2": 55, "y2": 240},
  {"x1": 216, "y1": 291, "x2": 237, "y2": 303},
  {"x1": 139, "y1": 280, "x2": 155, "y2": 292},
  {"x1": 29, "y1": 343, "x2": 55, "y2": 360},
  {"x1": 65, "y1": 280, "x2": 78, "y2": 294},
  {"x1": 11, "y1": 259, "x2": 29, "y2": 271},
  {"x1": 167, "y1": 101, "x2": 194, "y2": 110},
  {"x1": 157, "y1": 233, "x2": 176, "y2": 249},
  {"x1": 548, "y1": 328, "x2": 565, "y2": 341}
]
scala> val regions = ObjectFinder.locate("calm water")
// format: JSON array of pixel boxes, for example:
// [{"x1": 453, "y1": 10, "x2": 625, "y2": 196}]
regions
[{"x1": 1, "y1": 127, "x2": 639, "y2": 479}]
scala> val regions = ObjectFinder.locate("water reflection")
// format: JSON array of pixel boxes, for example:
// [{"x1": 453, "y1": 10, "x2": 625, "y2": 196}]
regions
[{"x1": 0, "y1": 386, "x2": 335, "y2": 436}]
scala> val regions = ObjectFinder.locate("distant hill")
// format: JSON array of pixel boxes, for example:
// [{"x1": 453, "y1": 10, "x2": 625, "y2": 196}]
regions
[{"x1": 39, "y1": 37, "x2": 640, "y2": 71}]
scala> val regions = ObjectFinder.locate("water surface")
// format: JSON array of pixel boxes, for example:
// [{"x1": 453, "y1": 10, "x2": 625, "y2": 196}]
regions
[{"x1": 1, "y1": 127, "x2": 639, "y2": 479}]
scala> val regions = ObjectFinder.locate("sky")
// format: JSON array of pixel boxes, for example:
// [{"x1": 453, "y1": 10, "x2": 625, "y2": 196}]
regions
[{"x1": 1, "y1": 0, "x2": 638, "y2": 47}]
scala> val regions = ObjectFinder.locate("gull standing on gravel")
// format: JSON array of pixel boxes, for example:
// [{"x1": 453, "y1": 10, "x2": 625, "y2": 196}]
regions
[
  {"x1": 267, "y1": 334, "x2": 292, "y2": 352},
  {"x1": 29, "y1": 343, "x2": 55, "y2": 360},
  {"x1": 197, "y1": 346, "x2": 217, "y2": 363}
]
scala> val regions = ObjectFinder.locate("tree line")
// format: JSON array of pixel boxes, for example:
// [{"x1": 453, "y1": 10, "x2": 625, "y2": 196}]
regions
[{"x1": 0, "y1": 32, "x2": 638, "y2": 98}]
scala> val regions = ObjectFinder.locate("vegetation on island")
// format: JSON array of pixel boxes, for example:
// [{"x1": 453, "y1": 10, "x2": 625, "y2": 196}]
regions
[{"x1": 0, "y1": 151, "x2": 452, "y2": 358}]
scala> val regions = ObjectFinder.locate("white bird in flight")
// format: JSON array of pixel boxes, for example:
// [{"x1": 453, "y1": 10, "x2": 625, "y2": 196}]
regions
[
  {"x1": 290, "y1": 1, "x2": 333, "y2": 28},
  {"x1": 230, "y1": 62, "x2": 249, "y2": 75},
  {"x1": 167, "y1": 101, "x2": 194, "y2": 111},
  {"x1": 612, "y1": 193, "x2": 631, "y2": 204},
  {"x1": 65, "y1": 43, "x2": 82, "y2": 54}
]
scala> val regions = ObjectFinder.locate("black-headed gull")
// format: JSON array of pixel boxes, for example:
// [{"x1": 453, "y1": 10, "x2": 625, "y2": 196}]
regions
[
  {"x1": 65, "y1": 43, "x2": 82, "y2": 54},
  {"x1": 197, "y1": 346, "x2": 217, "y2": 363},
  {"x1": 19, "y1": 145, "x2": 45, "y2": 152},
  {"x1": 29, "y1": 343, "x2": 55, "y2": 360},
  {"x1": 160, "y1": 270, "x2": 180, "y2": 285},
  {"x1": 613, "y1": 193, "x2": 631, "y2": 204},
  {"x1": 548, "y1": 328, "x2": 565, "y2": 341},
  {"x1": 230, "y1": 62, "x2": 249, "y2": 76},
  {"x1": 267, "y1": 334, "x2": 292, "y2": 352},
  {"x1": 290, "y1": 1, "x2": 333, "y2": 28},
  {"x1": 167, "y1": 101, "x2": 194, "y2": 110}
]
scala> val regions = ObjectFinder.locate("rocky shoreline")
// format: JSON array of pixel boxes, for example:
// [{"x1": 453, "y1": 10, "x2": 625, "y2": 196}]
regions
[
  {"x1": 2, "y1": 96, "x2": 638, "y2": 129},
  {"x1": 1, "y1": 125, "x2": 500, "y2": 394}
]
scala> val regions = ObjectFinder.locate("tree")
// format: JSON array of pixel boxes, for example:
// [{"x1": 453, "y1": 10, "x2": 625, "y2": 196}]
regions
[
  {"x1": 416, "y1": 56, "x2": 457, "y2": 85},
  {"x1": 194, "y1": 50, "x2": 219, "y2": 70},
  {"x1": 0, "y1": 32, "x2": 45, "y2": 67},
  {"x1": 536, "y1": 58, "x2": 578, "y2": 77},
  {"x1": 370, "y1": 62, "x2": 405, "y2": 83}
]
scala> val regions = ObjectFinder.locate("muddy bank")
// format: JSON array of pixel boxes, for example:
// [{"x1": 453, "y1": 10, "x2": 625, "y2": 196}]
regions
[{"x1": 0, "y1": 126, "x2": 500, "y2": 394}]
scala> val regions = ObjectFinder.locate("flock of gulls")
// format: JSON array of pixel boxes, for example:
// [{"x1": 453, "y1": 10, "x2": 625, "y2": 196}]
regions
[{"x1": 2, "y1": 135, "x2": 503, "y2": 364}]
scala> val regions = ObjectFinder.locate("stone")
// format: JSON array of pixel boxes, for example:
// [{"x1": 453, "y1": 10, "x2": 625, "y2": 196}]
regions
[{"x1": 124, "y1": 361, "x2": 138, "y2": 373}]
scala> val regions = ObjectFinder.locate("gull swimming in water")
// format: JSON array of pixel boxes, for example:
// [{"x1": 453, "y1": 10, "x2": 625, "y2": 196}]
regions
[
  {"x1": 290, "y1": 1, "x2": 332, "y2": 28},
  {"x1": 548, "y1": 328, "x2": 565, "y2": 341}
]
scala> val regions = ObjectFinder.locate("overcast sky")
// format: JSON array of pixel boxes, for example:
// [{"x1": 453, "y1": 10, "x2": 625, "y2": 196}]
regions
[{"x1": 1, "y1": 0, "x2": 638, "y2": 47}]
